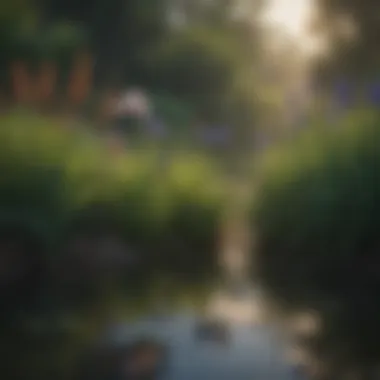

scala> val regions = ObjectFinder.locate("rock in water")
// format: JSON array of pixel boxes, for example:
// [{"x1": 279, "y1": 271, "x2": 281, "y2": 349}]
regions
[
  {"x1": 75, "y1": 338, "x2": 168, "y2": 380},
  {"x1": 120, "y1": 339, "x2": 169, "y2": 380},
  {"x1": 194, "y1": 319, "x2": 231, "y2": 346}
]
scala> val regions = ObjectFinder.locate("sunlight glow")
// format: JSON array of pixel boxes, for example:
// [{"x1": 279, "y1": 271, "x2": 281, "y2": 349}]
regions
[{"x1": 262, "y1": 0, "x2": 319, "y2": 55}]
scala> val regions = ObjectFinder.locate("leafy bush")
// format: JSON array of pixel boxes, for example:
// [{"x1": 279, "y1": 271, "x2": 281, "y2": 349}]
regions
[
  {"x1": 151, "y1": 93, "x2": 196, "y2": 133},
  {"x1": 252, "y1": 110, "x2": 380, "y2": 376},
  {"x1": 0, "y1": 111, "x2": 225, "y2": 283},
  {"x1": 147, "y1": 26, "x2": 251, "y2": 123}
]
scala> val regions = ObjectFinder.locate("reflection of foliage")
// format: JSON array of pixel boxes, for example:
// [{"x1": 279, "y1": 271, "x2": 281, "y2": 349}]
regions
[{"x1": 253, "y1": 110, "x2": 380, "y2": 378}]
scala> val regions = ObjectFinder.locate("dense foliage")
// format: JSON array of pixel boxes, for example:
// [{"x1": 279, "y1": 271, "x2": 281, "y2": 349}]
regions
[
  {"x1": 253, "y1": 110, "x2": 380, "y2": 377},
  {"x1": 0, "y1": 1, "x2": 263, "y2": 131},
  {"x1": 0, "y1": 111, "x2": 225, "y2": 280},
  {"x1": 0, "y1": 111, "x2": 227, "y2": 379}
]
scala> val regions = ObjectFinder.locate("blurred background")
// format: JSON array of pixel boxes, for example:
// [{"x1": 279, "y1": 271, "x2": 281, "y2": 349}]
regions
[{"x1": 1, "y1": 1, "x2": 380, "y2": 380}]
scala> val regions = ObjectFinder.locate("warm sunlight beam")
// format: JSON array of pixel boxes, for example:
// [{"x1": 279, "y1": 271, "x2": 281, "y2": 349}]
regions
[
  {"x1": 261, "y1": 0, "x2": 320, "y2": 55},
  {"x1": 264, "y1": 0, "x2": 312, "y2": 37}
]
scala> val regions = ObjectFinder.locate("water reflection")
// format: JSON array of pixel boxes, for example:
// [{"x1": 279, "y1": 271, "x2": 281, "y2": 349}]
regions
[
  {"x1": 99, "y1": 295, "x2": 304, "y2": 380},
  {"x1": 206, "y1": 287, "x2": 264, "y2": 325}
]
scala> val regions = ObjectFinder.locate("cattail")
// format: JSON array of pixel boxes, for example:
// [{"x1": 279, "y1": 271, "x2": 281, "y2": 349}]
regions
[
  {"x1": 35, "y1": 61, "x2": 57, "y2": 105},
  {"x1": 67, "y1": 51, "x2": 93, "y2": 107},
  {"x1": 10, "y1": 61, "x2": 33, "y2": 104}
]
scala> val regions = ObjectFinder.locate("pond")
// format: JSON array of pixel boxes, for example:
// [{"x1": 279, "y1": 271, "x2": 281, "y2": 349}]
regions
[{"x1": 101, "y1": 289, "x2": 306, "y2": 380}]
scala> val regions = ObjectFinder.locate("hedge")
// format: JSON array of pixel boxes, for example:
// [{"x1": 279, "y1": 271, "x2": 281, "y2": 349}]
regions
[
  {"x1": 252, "y1": 109, "x2": 380, "y2": 377},
  {"x1": 0, "y1": 110, "x2": 227, "y2": 379},
  {"x1": 0, "y1": 111, "x2": 226, "y2": 285}
]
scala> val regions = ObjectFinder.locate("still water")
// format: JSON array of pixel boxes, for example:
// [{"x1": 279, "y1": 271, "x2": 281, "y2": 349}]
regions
[{"x1": 104, "y1": 291, "x2": 304, "y2": 380}]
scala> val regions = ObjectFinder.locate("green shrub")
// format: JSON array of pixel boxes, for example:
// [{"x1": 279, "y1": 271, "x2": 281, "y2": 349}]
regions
[
  {"x1": 252, "y1": 109, "x2": 380, "y2": 374},
  {"x1": 151, "y1": 93, "x2": 196, "y2": 133},
  {"x1": 0, "y1": 111, "x2": 226, "y2": 282}
]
